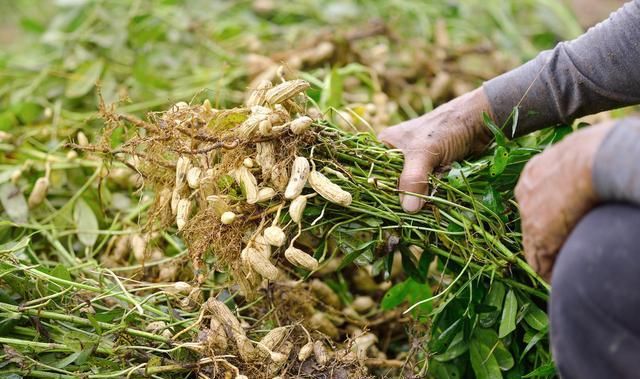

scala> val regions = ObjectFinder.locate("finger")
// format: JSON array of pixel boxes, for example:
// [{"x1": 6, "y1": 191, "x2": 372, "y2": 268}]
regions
[
  {"x1": 522, "y1": 215, "x2": 562, "y2": 282},
  {"x1": 377, "y1": 127, "x2": 399, "y2": 148},
  {"x1": 398, "y1": 153, "x2": 433, "y2": 213}
]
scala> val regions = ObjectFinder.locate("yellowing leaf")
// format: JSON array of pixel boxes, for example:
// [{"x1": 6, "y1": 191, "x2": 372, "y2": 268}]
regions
[
  {"x1": 0, "y1": 183, "x2": 28, "y2": 223},
  {"x1": 73, "y1": 198, "x2": 98, "y2": 247}
]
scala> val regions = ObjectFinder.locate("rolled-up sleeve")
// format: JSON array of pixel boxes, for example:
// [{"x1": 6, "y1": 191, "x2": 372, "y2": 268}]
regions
[{"x1": 483, "y1": 0, "x2": 640, "y2": 137}]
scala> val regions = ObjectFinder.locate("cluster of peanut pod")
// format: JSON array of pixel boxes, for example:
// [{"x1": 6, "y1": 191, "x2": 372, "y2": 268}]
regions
[{"x1": 162, "y1": 78, "x2": 353, "y2": 284}]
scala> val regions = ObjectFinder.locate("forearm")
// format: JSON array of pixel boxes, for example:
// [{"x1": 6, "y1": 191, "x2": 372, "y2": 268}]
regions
[{"x1": 483, "y1": 0, "x2": 640, "y2": 137}]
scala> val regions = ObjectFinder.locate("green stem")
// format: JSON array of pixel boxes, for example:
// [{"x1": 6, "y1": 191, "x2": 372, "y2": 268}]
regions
[{"x1": 0, "y1": 302, "x2": 171, "y2": 344}]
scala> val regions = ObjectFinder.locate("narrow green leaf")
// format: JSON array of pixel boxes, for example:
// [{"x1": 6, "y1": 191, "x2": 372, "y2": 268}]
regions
[
  {"x1": 430, "y1": 319, "x2": 463, "y2": 353},
  {"x1": 321, "y1": 68, "x2": 343, "y2": 109},
  {"x1": 521, "y1": 328, "x2": 547, "y2": 359},
  {"x1": 479, "y1": 281, "x2": 506, "y2": 328},
  {"x1": 498, "y1": 290, "x2": 518, "y2": 338},
  {"x1": 522, "y1": 362, "x2": 556, "y2": 378},
  {"x1": 87, "y1": 313, "x2": 102, "y2": 334},
  {"x1": 399, "y1": 244, "x2": 424, "y2": 283},
  {"x1": 483, "y1": 112, "x2": 506, "y2": 147},
  {"x1": 510, "y1": 107, "x2": 519, "y2": 137},
  {"x1": 338, "y1": 240, "x2": 377, "y2": 270},
  {"x1": 417, "y1": 247, "x2": 434, "y2": 278},
  {"x1": 52, "y1": 352, "x2": 81, "y2": 369}
]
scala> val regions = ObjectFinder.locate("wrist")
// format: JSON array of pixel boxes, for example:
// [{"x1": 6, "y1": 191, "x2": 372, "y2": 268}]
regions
[
  {"x1": 566, "y1": 122, "x2": 614, "y2": 202},
  {"x1": 447, "y1": 87, "x2": 494, "y2": 151}
]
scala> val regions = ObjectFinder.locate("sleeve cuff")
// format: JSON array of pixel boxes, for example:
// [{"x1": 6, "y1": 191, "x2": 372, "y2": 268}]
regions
[
  {"x1": 593, "y1": 117, "x2": 640, "y2": 204},
  {"x1": 483, "y1": 50, "x2": 563, "y2": 138}
]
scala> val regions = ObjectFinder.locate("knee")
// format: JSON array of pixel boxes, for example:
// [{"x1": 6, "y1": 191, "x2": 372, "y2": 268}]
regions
[
  {"x1": 550, "y1": 203, "x2": 640, "y2": 378},
  {"x1": 551, "y1": 206, "x2": 613, "y2": 300},
  {"x1": 551, "y1": 203, "x2": 640, "y2": 304}
]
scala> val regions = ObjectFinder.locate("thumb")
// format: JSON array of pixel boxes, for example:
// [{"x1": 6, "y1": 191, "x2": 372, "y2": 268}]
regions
[{"x1": 398, "y1": 153, "x2": 434, "y2": 213}]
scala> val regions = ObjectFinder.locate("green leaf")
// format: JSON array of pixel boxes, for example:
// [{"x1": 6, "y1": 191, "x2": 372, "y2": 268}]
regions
[
  {"x1": 490, "y1": 146, "x2": 509, "y2": 177},
  {"x1": 50, "y1": 264, "x2": 72, "y2": 283},
  {"x1": 522, "y1": 362, "x2": 556, "y2": 378},
  {"x1": 481, "y1": 186, "x2": 504, "y2": 215},
  {"x1": 523, "y1": 303, "x2": 548, "y2": 331},
  {"x1": 434, "y1": 330, "x2": 469, "y2": 362},
  {"x1": 87, "y1": 313, "x2": 102, "y2": 334},
  {"x1": 73, "y1": 198, "x2": 99, "y2": 247},
  {"x1": 75, "y1": 344, "x2": 94, "y2": 364},
  {"x1": 65, "y1": 59, "x2": 104, "y2": 98},
  {"x1": 0, "y1": 237, "x2": 30, "y2": 255},
  {"x1": 447, "y1": 162, "x2": 465, "y2": 188},
  {"x1": 473, "y1": 328, "x2": 514, "y2": 371},
  {"x1": 479, "y1": 281, "x2": 506, "y2": 328},
  {"x1": 338, "y1": 240, "x2": 377, "y2": 271},
  {"x1": 417, "y1": 247, "x2": 434, "y2": 278},
  {"x1": 470, "y1": 337, "x2": 503, "y2": 379},
  {"x1": 53, "y1": 352, "x2": 81, "y2": 369},
  {"x1": 0, "y1": 111, "x2": 17, "y2": 131},
  {"x1": 93, "y1": 309, "x2": 123, "y2": 323},
  {"x1": 483, "y1": 112, "x2": 506, "y2": 147},
  {"x1": 20, "y1": 17, "x2": 46, "y2": 34},
  {"x1": 399, "y1": 243, "x2": 425, "y2": 283},
  {"x1": 381, "y1": 278, "x2": 431, "y2": 316},
  {"x1": 430, "y1": 319, "x2": 463, "y2": 353},
  {"x1": 321, "y1": 68, "x2": 343, "y2": 109},
  {"x1": 429, "y1": 360, "x2": 462, "y2": 379},
  {"x1": 493, "y1": 342, "x2": 515, "y2": 371},
  {"x1": 381, "y1": 280, "x2": 409, "y2": 310},
  {"x1": 12, "y1": 102, "x2": 43, "y2": 124},
  {"x1": 498, "y1": 290, "x2": 518, "y2": 338},
  {"x1": 132, "y1": 57, "x2": 170, "y2": 89},
  {"x1": 510, "y1": 107, "x2": 519, "y2": 137}
]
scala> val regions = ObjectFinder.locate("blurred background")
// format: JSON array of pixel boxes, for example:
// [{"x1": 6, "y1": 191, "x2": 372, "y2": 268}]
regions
[
  {"x1": 0, "y1": 0, "x2": 624, "y2": 138},
  {"x1": 0, "y1": 0, "x2": 605, "y2": 134}
]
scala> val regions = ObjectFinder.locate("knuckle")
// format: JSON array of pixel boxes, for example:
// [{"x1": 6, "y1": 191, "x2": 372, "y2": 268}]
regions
[
  {"x1": 514, "y1": 179, "x2": 528, "y2": 201},
  {"x1": 401, "y1": 170, "x2": 426, "y2": 184}
]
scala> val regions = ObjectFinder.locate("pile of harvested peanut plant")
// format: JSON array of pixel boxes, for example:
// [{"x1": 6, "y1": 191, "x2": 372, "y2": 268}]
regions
[
  {"x1": 5, "y1": 77, "x2": 553, "y2": 379},
  {"x1": 0, "y1": 1, "x2": 591, "y2": 377}
]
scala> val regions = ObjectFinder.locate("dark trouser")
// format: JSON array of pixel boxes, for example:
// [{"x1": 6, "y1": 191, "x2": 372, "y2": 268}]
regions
[{"x1": 551, "y1": 204, "x2": 640, "y2": 379}]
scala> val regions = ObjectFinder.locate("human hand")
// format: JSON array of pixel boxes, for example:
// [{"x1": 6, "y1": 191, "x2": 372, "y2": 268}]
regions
[
  {"x1": 515, "y1": 122, "x2": 614, "y2": 281},
  {"x1": 378, "y1": 88, "x2": 493, "y2": 213}
]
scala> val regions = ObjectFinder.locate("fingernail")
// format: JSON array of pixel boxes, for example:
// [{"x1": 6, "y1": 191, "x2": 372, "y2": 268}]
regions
[{"x1": 402, "y1": 195, "x2": 424, "y2": 213}]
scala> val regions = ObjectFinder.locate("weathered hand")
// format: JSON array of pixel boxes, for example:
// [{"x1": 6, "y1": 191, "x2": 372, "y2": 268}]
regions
[
  {"x1": 515, "y1": 122, "x2": 614, "y2": 280},
  {"x1": 378, "y1": 88, "x2": 492, "y2": 213}
]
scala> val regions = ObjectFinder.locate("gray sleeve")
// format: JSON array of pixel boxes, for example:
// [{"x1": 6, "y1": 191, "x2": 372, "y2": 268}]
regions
[
  {"x1": 593, "y1": 117, "x2": 640, "y2": 203},
  {"x1": 483, "y1": 0, "x2": 640, "y2": 137}
]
